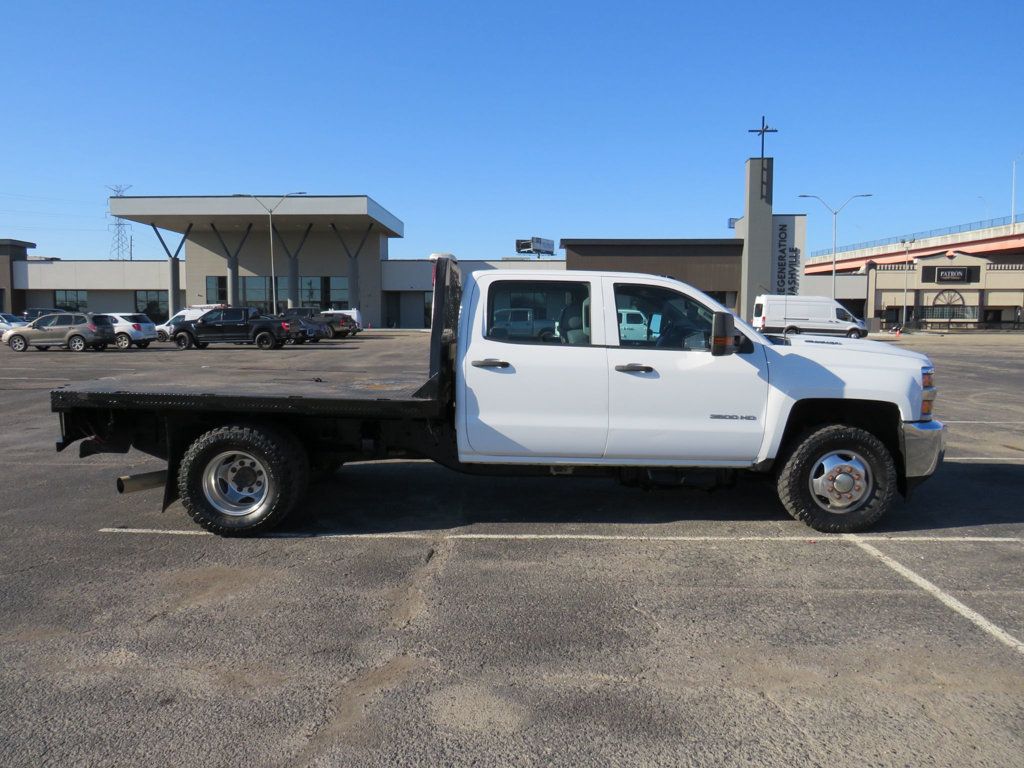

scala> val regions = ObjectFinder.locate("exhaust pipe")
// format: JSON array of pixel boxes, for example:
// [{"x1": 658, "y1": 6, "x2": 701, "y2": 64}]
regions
[{"x1": 116, "y1": 470, "x2": 167, "y2": 494}]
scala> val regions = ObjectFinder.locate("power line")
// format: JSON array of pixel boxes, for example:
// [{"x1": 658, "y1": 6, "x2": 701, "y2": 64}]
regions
[{"x1": 106, "y1": 185, "x2": 133, "y2": 260}]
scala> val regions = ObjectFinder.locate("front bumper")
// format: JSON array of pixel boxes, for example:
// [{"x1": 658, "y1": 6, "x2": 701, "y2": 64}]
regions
[{"x1": 900, "y1": 420, "x2": 945, "y2": 492}]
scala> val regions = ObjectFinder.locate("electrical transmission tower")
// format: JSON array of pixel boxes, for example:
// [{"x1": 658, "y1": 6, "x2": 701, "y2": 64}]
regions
[{"x1": 107, "y1": 184, "x2": 133, "y2": 260}]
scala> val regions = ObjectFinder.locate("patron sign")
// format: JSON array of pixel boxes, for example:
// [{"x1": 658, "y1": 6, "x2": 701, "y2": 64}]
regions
[
  {"x1": 937, "y1": 267, "x2": 968, "y2": 282},
  {"x1": 770, "y1": 214, "x2": 805, "y2": 295}
]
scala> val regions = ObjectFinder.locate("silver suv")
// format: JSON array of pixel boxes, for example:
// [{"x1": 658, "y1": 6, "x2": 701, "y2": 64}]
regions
[{"x1": 2, "y1": 313, "x2": 117, "y2": 352}]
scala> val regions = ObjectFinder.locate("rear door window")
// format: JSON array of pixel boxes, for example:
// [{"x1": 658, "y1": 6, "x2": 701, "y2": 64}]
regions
[
  {"x1": 486, "y1": 280, "x2": 591, "y2": 345},
  {"x1": 55, "y1": 315, "x2": 74, "y2": 326}
]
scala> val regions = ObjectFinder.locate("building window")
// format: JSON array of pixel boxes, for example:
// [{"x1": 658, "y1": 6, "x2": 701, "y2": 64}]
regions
[
  {"x1": 241, "y1": 276, "x2": 271, "y2": 314},
  {"x1": 328, "y1": 277, "x2": 349, "y2": 309},
  {"x1": 54, "y1": 290, "x2": 87, "y2": 312},
  {"x1": 424, "y1": 291, "x2": 433, "y2": 327},
  {"x1": 205, "y1": 276, "x2": 227, "y2": 304},
  {"x1": 135, "y1": 290, "x2": 169, "y2": 322}
]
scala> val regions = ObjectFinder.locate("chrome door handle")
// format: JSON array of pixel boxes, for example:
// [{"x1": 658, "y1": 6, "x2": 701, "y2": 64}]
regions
[
  {"x1": 472, "y1": 358, "x2": 511, "y2": 368},
  {"x1": 615, "y1": 363, "x2": 654, "y2": 373}
]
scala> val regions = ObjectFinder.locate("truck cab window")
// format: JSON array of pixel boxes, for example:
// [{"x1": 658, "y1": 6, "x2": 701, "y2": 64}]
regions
[
  {"x1": 486, "y1": 280, "x2": 591, "y2": 345},
  {"x1": 613, "y1": 284, "x2": 713, "y2": 350}
]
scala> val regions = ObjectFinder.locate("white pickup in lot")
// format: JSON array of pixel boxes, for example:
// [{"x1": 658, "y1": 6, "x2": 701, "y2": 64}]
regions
[{"x1": 53, "y1": 257, "x2": 943, "y2": 536}]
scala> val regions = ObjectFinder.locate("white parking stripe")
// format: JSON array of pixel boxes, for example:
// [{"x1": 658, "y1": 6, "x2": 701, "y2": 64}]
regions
[
  {"x1": 848, "y1": 536, "x2": 1024, "y2": 657},
  {"x1": 98, "y1": 527, "x2": 1023, "y2": 543},
  {"x1": 946, "y1": 457, "x2": 1024, "y2": 462},
  {"x1": 943, "y1": 421, "x2": 1024, "y2": 425}
]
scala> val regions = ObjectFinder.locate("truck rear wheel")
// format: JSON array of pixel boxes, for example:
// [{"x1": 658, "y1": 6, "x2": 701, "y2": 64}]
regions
[
  {"x1": 255, "y1": 332, "x2": 275, "y2": 350},
  {"x1": 776, "y1": 424, "x2": 896, "y2": 533},
  {"x1": 178, "y1": 423, "x2": 309, "y2": 536}
]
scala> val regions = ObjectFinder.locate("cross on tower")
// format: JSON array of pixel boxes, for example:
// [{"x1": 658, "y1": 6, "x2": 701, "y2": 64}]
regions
[{"x1": 748, "y1": 115, "x2": 778, "y2": 159}]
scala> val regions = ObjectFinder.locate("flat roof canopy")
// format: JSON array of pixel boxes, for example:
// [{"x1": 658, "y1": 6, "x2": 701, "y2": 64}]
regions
[{"x1": 109, "y1": 195, "x2": 404, "y2": 237}]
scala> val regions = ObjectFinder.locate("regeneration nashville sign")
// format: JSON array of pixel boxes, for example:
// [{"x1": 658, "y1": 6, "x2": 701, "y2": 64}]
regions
[{"x1": 771, "y1": 215, "x2": 802, "y2": 295}]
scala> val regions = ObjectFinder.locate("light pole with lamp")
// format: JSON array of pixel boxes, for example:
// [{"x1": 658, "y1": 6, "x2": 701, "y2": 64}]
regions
[
  {"x1": 235, "y1": 192, "x2": 306, "y2": 312},
  {"x1": 798, "y1": 193, "x2": 873, "y2": 299},
  {"x1": 900, "y1": 237, "x2": 916, "y2": 328}
]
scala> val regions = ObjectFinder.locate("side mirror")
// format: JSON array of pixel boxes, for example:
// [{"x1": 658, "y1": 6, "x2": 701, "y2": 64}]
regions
[{"x1": 711, "y1": 312, "x2": 736, "y2": 357}]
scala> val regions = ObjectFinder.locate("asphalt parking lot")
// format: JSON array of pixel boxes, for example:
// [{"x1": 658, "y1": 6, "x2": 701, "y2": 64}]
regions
[{"x1": 1, "y1": 331, "x2": 1022, "y2": 767}]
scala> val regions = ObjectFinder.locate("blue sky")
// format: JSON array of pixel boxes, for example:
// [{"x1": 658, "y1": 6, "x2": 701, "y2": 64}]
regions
[{"x1": 3, "y1": 0, "x2": 1023, "y2": 261}]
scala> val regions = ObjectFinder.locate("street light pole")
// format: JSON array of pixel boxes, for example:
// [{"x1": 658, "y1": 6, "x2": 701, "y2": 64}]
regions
[
  {"x1": 798, "y1": 193, "x2": 873, "y2": 299},
  {"x1": 1013, "y1": 154, "x2": 1022, "y2": 233},
  {"x1": 236, "y1": 192, "x2": 306, "y2": 312},
  {"x1": 900, "y1": 237, "x2": 916, "y2": 328}
]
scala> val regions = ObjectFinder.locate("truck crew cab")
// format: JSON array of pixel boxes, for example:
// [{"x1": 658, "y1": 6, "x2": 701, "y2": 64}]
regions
[
  {"x1": 172, "y1": 307, "x2": 296, "y2": 350},
  {"x1": 52, "y1": 258, "x2": 944, "y2": 536}
]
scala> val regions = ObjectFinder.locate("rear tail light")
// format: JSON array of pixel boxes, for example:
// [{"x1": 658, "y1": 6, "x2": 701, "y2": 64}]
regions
[
  {"x1": 132, "y1": 323, "x2": 142, "y2": 331},
  {"x1": 281, "y1": 321, "x2": 290, "y2": 331},
  {"x1": 88, "y1": 323, "x2": 97, "y2": 332}
]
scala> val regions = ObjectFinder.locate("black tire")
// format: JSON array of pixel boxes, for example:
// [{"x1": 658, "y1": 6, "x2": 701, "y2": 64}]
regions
[
  {"x1": 136, "y1": 341, "x2": 150, "y2": 349},
  {"x1": 68, "y1": 335, "x2": 87, "y2": 352},
  {"x1": 9, "y1": 335, "x2": 28, "y2": 352},
  {"x1": 255, "y1": 332, "x2": 275, "y2": 350},
  {"x1": 776, "y1": 424, "x2": 897, "y2": 533},
  {"x1": 538, "y1": 329, "x2": 555, "y2": 343},
  {"x1": 34, "y1": 345, "x2": 49, "y2": 351},
  {"x1": 157, "y1": 331, "x2": 168, "y2": 342},
  {"x1": 175, "y1": 332, "x2": 194, "y2": 350},
  {"x1": 177, "y1": 423, "x2": 309, "y2": 536},
  {"x1": 195, "y1": 342, "x2": 209, "y2": 349},
  {"x1": 846, "y1": 329, "x2": 862, "y2": 339},
  {"x1": 784, "y1": 326, "x2": 800, "y2": 336},
  {"x1": 115, "y1": 333, "x2": 133, "y2": 350}
]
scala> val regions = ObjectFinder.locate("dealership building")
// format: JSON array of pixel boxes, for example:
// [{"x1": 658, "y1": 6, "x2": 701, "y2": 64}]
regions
[{"x1": 3, "y1": 157, "x2": 816, "y2": 326}]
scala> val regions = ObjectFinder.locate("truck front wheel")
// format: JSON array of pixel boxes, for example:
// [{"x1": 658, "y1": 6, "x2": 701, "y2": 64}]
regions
[
  {"x1": 178, "y1": 423, "x2": 309, "y2": 536},
  {"x1": 776, "y1": 424, "x2": 896, "y2": 533},
  {"x1": 175, "y1": 332, "x2": 194, "y2": 350}
]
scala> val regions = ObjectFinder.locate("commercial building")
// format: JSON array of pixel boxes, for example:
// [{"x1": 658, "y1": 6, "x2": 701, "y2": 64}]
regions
[
  {"x1": 3, "y1": 156, "x2": 813, "y2": 325},
  {"x1": 802, "y1": 217, "x2": 1024, "y2": 329}
]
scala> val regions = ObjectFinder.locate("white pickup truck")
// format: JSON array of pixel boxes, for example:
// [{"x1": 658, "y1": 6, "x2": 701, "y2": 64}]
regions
[{"x1": 52, "y1": 257, "x2": 944, "y2": 536}]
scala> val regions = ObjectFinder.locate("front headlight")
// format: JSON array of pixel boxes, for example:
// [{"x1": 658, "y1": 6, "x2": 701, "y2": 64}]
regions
[{"x1": 921, "y1": 366, "x2": 936, "y2": 420}]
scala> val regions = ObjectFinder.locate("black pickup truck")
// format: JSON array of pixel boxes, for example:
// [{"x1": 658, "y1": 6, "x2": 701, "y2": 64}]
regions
[{"x1": 172, "y1": 307, "x2": 297, "y2": 350}]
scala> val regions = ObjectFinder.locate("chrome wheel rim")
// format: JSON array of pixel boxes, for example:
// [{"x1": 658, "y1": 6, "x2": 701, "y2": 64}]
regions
[
  {"x1": 69, "y1": 336, "x2": 85, "y2": 351},
  {"x1": 10, "y1": 336, "x2": 26, "y2": 351},
  {"x1": 202, "y1": 450, "x2": 272, "y2": 517},
  {"x1": 116, "y1": 335, "x2": 130, "y2": 349},
  {"x1": 808, "y1": 450, "x2": 872, "y2": 513}
]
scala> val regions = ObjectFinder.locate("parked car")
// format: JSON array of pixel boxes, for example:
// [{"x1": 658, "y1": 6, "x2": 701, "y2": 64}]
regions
[
  {"x1": 616, "y1": 308, "x2": 650, "y2": 342},
  {"x1": 156, "y1": 305, "x2": 226, "y2": 341},
  {"x1": 322, "y1": 308, "x2": 363, "y2": 336},
  {"x1": 490, "y1": 307, "x2": 556, "y2": 342},
  {"x1": 172, "y1": 307, "x2": 297, "y2": 350},
  {"x1": 100, "y1": 313, "x2": 159, "y2": 349},
  {"x1": 22, "y1": 308, "x2": 63, "y2": 321},
  {"x1": 3, "y1": 312, "x2": 116, "y2": 352},
  {"x1": 280, "y1": 308, "x2": 332, "y2": 343},
  {"x1": 0, "y1": 313, "x2": 28, "y2": 334},
  {"x1": 753, "y1": 295, "x2": 867, "y2": 338},
  {"x1": 316, "y1": 309, "x2": 359, "y2": 338}
]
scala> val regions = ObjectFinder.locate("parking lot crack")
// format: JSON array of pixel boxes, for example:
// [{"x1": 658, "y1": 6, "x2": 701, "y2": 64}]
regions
[{"x1": 389, "y1": 538, "x2": 451, "y2": 630}]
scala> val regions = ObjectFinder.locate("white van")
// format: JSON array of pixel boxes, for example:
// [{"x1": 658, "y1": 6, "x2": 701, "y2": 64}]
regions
[{"x1": 753, "y1": 295, "x2": 867, "y2": 338}]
